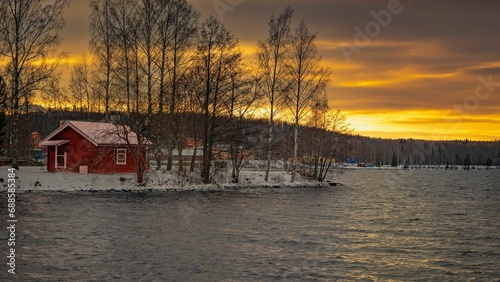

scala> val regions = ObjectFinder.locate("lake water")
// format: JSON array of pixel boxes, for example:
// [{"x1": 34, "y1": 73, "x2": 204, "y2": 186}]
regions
[{"x1": 2, "y1": 169, "x2": 500, "y2": 281}]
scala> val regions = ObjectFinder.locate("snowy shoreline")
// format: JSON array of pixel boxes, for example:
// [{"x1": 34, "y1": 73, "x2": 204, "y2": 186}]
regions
[{"x1": 0, "y1": 166, "x2": 329, "y2": 194}]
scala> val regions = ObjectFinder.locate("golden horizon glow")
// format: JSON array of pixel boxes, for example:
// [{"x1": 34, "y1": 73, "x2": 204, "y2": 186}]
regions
[
  {"x1": 20, "y1": 1, "x2": 500, "y2": 142},
  {"x1": 345, "y1": 110, "x2": 500, "y2": 141},
  {"x1": 27, "y1": 51, "x2": 500, "y2": 141}
]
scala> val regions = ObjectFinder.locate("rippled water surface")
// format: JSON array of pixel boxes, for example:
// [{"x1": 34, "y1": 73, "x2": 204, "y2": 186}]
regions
[{"x1": 2, "y1": 169, "x2": 500, "y2": 281}]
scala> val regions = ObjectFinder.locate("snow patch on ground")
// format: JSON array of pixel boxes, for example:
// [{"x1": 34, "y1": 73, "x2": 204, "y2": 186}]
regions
[{"x1": 0, "y1": 166, "x2": 328, "y2": 193}]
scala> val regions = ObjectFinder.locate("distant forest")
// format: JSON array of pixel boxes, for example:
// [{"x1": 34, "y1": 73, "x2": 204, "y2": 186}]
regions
[{"x1": 24, "y1": 110, "x2": 500, "y2": 168}]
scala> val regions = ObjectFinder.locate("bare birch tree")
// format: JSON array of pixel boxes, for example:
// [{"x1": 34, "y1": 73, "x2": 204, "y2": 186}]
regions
[
  {"x1": 0, "y1": 0, "x2": 68, "y2": 169},
  {"x1": 69, "y1": 56, "x2": 93, "y2": 111},
  {"x1": 195, "y1": 16, "x2": 241, "y2": 183},
  {"x1": 136, "y1": 0, "x2": 161, "y2": 116},
  {"x1": 257, "y1": 6, "x2": 293, "y2": 182},
  {"x1": 100, "y1": 114, "x2": 151, "y2": 183},
  {"x1": 160, "y1": 0, "x2": 198, "y2": 171},
  {"x1": 90, "y1": 0, "x2": 115, "y2": 118},
  {"x1": 108, "y1": 0, "x2": 136, "y2": 113},
  {"x1": 42, "y1": 75, "x2": 69, "y2": 110},
  {"x1": 316, "y1": 109, "x2": 351, "y2": 182},
  {"x1": 286, "y1": 19, "x2": 329, "y2": 182},
  {"x1": 0, "y1": 76, "x2": 7, "y2": 153},
  {"x1": 224, "y1": 67, "x2": 261, "y2": 183}
]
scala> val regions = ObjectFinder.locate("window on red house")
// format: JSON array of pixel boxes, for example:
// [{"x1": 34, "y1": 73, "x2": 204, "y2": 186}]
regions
[
  {"x1": 56, "y1": 148, "x2": 66, "y2": 168},
  {"x1": 117, "y1": 149, "x2": 127, "y2": 165}
]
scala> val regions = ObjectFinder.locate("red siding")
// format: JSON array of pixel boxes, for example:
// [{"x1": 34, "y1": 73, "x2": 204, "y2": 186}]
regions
[
  {"x1": 46, "y1": 127, "x2": 147, "y2": 174},
  {"x1": 93, "y1": 146, "x2": 146, "y2": 173},
  {"x1": 47, "y1": 146, "x2": 55, "y2": 171}
]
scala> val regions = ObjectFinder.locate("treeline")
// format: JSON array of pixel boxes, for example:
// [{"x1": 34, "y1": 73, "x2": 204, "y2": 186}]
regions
[
  {"x1": 348, "y1": 136, "x2": 500, "y2": 167},
  {"x1": 25, "y1": 110, "x2": 500, "y2": 172}
]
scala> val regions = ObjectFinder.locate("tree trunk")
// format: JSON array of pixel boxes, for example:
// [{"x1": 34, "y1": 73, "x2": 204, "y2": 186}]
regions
[
  {"x1": 155, "y1": 148, "x2": 161, "y2": 170},
  {"x1": 291, "y1": 122, "x2": 299, "y2": 182},
  {"x1": 11, "y1": 108, "x2": 19, "y2": 169},
  {"x1": 313, "y1": 155, "x2": 319, "y2": 180},
  {"x1": 265, "y1": 116, "x2": 273, "y2": 182},
  {"x1": 190, "y1": 145, "x2": 198, "y2": 172},
  {"x1": 230, "y1": 144, "x2": 238, "y2": 183},
  {"x1": 178, "y1": 145, "x2": 184, "y2": 174},
  {"x1": 11, "y1": 58, "x2": 20, "y2": 169},
  {"x1": 167, "y1": 145, "x2": 173, "y2": 170},
  {"x1": 137, "y1": 164, "x2": 144, "y2": 184}
]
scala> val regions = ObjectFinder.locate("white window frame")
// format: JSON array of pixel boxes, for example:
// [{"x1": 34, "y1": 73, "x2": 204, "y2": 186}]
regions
[
  {"x1": 55, "y1": 146, "x2": 66, "y2": 169},
  {"x1": 117, "y1": 148, "x2": 127, "y2": 165}
]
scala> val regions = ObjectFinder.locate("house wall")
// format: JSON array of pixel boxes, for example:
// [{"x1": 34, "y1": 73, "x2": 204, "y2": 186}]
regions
[
  {"x1": 94, "y1": 146, "x2": 146, "y2": 173},
  {"x1": 47, "y1": 146, "x2": 55, "y2": 171},
  {"x1": 47, "y1": 126, "x2": 147, "y2": 173},
  {"x1": 49, "y1": 127, "x2": 98, "y2": 173}
]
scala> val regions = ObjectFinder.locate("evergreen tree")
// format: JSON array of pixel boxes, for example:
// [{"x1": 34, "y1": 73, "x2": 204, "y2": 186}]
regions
[
  {"x1": 486, "y1": 157, "x2": 492, "y2": 169},
  {"x1": 464, "y1": 154, "x2": 471, "y2": 170},
  {"x1": 391, "y1": 151, "x2": 398, "y2": 167}
]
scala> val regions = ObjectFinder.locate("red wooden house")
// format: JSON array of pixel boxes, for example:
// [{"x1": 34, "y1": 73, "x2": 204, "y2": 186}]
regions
[{"x1": 40, "y1": 120, "x2": 151, "y2": 174}]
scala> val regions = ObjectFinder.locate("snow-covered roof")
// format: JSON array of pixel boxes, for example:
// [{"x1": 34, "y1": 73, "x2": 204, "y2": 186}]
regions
[
  {"x1": 40, "y1": 120, "x2": 151, "y2": 146},
  {"x1": 39, "y1": 139, "x2": 69, "y2": 147}
]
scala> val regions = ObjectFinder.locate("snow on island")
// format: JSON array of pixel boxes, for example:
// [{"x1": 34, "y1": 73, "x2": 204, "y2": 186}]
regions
[{"x1": 0, "y1": 166, "x2": 329, "y2": 193}]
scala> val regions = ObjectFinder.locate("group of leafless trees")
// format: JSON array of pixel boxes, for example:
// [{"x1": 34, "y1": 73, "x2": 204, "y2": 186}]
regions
[
  {"x1": 257, "y1": 7, "x2": 331, "y2": 182},
  {"x1": 0, "y1": 0, "x2": 349, "y2": 184},
  {"x1": 0, "y1": 0, "x2": 68, "y2": 169},
  {"x1": 80, "y1": 2, "x2": 342, "y2": 183}
]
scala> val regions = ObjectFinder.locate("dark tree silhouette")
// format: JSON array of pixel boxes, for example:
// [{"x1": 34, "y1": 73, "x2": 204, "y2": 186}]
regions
[{"x1": 0, "y1": 0, "x2": 68, "y2": 168}]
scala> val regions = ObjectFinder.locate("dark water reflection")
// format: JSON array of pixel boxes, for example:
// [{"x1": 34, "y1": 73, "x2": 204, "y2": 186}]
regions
[{"x1": 2, "y1": 169, "x2": 500, "y2": 281}]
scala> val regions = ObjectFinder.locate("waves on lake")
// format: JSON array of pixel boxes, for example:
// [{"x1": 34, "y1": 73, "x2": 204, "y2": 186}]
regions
[{"x1": 3, "y1": 169, "x2": 500, "y2": 281}]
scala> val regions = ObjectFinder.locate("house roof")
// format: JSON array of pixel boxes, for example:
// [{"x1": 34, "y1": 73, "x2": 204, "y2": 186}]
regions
[
  {"x1": 40, "y1": 120, "x2": 151, "y2": 146},
  {"x1": 39, "y1": 139, "x2": 69, "y2": 147}
]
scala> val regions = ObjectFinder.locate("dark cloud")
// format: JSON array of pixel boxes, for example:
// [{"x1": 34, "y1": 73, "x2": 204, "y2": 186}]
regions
[
  {"x1": 465, "y1": 67, "x2": 500, "y2": 76},
  {"x1": 60, "y1": 0, "x2": 91, "y2": 54},
  {"x1": 59, "y1": 0, "x2": 500, "y2": 139}
]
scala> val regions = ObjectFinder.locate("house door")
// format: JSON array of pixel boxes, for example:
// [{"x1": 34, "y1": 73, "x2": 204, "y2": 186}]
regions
[{"x1": 55, "y1": 145, "x2": 67, "y2": 169}]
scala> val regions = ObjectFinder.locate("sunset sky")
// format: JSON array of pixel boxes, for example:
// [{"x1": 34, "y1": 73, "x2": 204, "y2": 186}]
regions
[{"x1": 59, "y1": 0, "x2": 500, "y2": 141}]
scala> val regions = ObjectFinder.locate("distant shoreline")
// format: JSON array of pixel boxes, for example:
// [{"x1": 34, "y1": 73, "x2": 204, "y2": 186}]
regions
[
  {"x1": 1, "y1": 165, "x2": 496, "y2": 194},
  {"x1": 339, "y1": 164, "x2": 498, "y2": 170}
]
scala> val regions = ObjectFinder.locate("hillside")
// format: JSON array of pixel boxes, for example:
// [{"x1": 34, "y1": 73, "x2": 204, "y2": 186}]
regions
[{"x1": 20, "y1": 110, "x2": 500, "y2": 167}]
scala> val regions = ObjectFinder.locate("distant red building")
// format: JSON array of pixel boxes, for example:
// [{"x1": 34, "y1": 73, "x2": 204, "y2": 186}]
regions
[
  {"x1": 40, "y1": 120, "x2": 151, "y2": 174},
  {"x1": 183, "y1": 137, "x2": 203, "y2": 149},
  {"x1": 31, "y1": 132, "x2": 41, "y2": 149}
]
